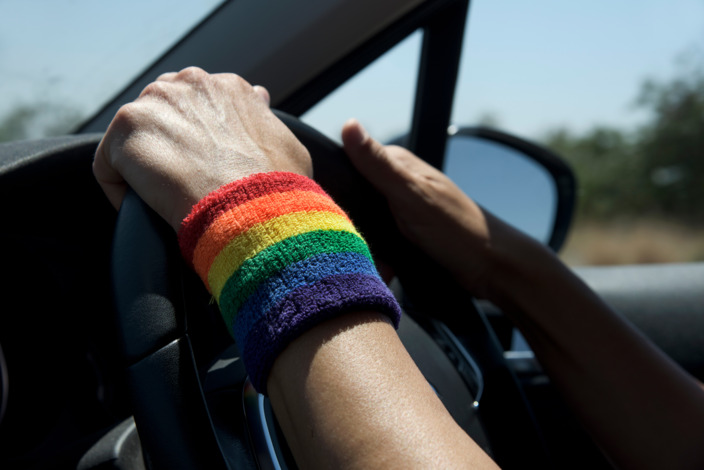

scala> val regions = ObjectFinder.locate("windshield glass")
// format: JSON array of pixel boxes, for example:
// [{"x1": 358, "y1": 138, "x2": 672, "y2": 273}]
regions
[
  {"x1": 0, "y1": 0, "x2": 224, "y2": 142},
  {"x1": 451, "y1": 0, "x2": 704, "y2": 266},
  {"x1": 2, "y1": 0, "x2": 702, "y2": 268}
]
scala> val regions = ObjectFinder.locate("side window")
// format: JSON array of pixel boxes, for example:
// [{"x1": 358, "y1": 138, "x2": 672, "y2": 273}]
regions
[
  {"x1": 301, "y1": 31, "x2": 422, "y2": 145},
  {"x1": 0, "y1": 0, "x2": 224, "y2": 142},
  {"x1": 450, "y1": 1, "x2": 704, "y2": 266}
]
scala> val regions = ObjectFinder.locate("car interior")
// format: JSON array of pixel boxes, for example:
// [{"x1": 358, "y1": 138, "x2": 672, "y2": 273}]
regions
[{"x1": 1, "y1": 0, "x2": 702, "y2": 469}]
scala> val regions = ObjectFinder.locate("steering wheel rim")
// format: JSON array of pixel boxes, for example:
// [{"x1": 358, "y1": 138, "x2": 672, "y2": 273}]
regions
[{"x1": 111, "y1": 111, "x2": 551, "y2": 469}]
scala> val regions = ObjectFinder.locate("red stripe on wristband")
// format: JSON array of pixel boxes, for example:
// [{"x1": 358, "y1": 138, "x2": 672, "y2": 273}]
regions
[{"x1": 178, "y1": 172, "x2": 326, "y2": 265}]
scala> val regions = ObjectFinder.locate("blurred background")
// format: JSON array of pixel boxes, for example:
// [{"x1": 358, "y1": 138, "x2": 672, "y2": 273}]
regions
[{"x1": 1, "y1": 0, "x2": 703, "y2": 266}]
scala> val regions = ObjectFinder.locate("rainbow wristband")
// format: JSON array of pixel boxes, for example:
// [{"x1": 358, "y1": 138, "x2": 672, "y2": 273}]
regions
[{"x1": 178, "y1": 172, "x2": 401, "y2": 393}]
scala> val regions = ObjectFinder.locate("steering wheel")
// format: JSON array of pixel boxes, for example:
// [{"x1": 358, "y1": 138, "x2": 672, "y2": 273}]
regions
[{"x1": 111, "y1": 111, "x2": 551, "y2": 469}]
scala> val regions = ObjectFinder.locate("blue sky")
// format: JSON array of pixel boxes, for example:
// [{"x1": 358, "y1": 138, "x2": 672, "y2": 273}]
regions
[
  {"x1": 455, "y1": 0, "x2": 704, "y2": 137},
  {"x1": 1, "y1": 0, "x2": 703, "y2": 142},
  {"x1": 303, "y1": 0, "x2": 704, "y2": 142},
  {"x1": 1, "y1": 0, "x2": 701, "y2": 242},
  {"x1": 299, "y1": 0, "x2": 704, "y2": 241},
  {"x1": 0, "y1": 0, "x2": 222, "y2": 126}
]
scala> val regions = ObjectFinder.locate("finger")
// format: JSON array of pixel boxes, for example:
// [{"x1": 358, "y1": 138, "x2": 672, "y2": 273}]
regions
[
  {"x1": 341, "y1": 119, "x2": 403, "y2": 193},
  {"x1": 174, "y1": 66, "x2": 209, "y2": 82},
  {"x1": 253, "y1": 85, "x2": 271, "y2": 106}
]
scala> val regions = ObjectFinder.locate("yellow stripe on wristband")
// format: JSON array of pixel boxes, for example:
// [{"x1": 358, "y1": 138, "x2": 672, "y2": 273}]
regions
[
  {"x1": 192, "y1": 190, "x2": 349, "y2": 284},
  {"x1": 208, "y1": 211, "x2": 361, "y2": 299}
]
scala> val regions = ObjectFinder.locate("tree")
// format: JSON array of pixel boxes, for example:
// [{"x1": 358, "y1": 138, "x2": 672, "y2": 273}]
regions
[
  {"x1": 543, "y1": 125, "x2": 641, "y2": 221},
  {"x1": 0, "y1": 103, "x2": 82, "y2": 143},
  {"x1": 635, "y1": 52, "x2": 704, "y2": 223},
  {"x1": 541, "y1": 49, "x2": 704, "y2": 225}
]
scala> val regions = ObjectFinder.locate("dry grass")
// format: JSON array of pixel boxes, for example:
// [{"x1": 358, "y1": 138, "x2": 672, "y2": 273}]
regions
[{"x1": 559, "y1": 219, "x2": 704, "y2": 266}]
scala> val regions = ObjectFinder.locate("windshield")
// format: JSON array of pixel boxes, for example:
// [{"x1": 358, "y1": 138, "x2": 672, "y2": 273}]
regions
[
  {"x1": 2, "y1": 0, "x2": 702, "y2": 268},
  {"x1": 0, "y1": 0, "x2": 224, "y2": 141}
]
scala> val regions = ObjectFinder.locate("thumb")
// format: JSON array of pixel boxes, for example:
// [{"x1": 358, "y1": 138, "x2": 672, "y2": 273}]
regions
[{"x1": 341, "y1": 119, "x2": 402, "y2": 194}]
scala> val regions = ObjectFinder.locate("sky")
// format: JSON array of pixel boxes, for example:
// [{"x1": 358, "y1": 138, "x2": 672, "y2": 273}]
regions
[
  {"x1": 456, "y1": 0, "x2": 704, "y2": 138},
  {"x1": 0, "y1": 0, "x2": 702, "y2": 243},
  {"x1": 1, "y1": 0, "x2": 702, "y2": 141},
  {"x1": 303, "y1": 0, "x2": 704, "y2": 142},
  {"x1": 297, "y1": 0, "x2": 704, "y2": 241},
  {"x1": 0, "y1": 0, "x2": 223, "y2": 130}
]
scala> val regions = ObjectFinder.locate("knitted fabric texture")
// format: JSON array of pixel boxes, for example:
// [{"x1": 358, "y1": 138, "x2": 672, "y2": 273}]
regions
[{"x1": 178, "y1": 171, "x2": 401, "y2": 394}]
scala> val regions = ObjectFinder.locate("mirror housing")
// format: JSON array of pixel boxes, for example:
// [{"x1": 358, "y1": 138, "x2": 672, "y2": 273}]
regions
[
  {"x1": 391, "y1": 126, "x2": 576, "y2": 252},
  {"x1": 445, "y1": 126, "x2": 576, "y2": 251}
]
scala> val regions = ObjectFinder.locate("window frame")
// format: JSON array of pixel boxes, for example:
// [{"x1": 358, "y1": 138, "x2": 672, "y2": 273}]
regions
[{"x1": 79, "y1": 0, "x2": 470, "y2": 171}]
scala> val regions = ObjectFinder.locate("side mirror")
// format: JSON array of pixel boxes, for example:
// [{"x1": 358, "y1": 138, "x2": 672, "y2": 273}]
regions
[
  {"x1": 388, "y1": 127, "x2": 576, "y2": 252},
  {"x1": 443, "y1": 127, "x2": 576, "y2": 251}
]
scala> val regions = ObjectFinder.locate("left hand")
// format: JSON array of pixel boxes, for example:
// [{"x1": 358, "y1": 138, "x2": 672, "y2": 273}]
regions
[
  {"x1": 341, "y1": 119, "x2": 517, "y2": 300},
  {"x1": 93, "y1": 67, "x2": 312, "y2": 230}
]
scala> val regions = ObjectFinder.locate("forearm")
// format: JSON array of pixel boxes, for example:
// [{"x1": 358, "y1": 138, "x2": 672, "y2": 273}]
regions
[
  {"x1": 486, "y1": 218, "x2": 704, "y2": 469},
  {"x1": 179, "y1": 170, "x2": 496, "y2": 469},
  {"x1": 96, "y1": 75, "x2": 496, "y2": 470},
  {"x1": 268, "y1": 311, "x2": 497, "y2": 470},
  {"x1": 340, "y1": 121, "x2": 704, "y2": 468}
]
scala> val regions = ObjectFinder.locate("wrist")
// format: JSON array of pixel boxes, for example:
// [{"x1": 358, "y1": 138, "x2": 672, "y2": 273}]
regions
[
  {"x1": 178, "y1": 171, "x2": 401, "y2": 393},
  {"x1": 479, "y1": 213, "x2": 560, "y2": 309}
]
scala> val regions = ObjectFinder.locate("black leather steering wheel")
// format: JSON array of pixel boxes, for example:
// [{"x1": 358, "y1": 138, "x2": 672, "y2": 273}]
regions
[{"x1": 111, "y1": 111, "x2": 551, "y2": 469}]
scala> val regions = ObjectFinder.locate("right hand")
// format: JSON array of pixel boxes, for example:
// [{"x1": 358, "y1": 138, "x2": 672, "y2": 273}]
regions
[
  {"x1": 93, "y1": 67, "x2": 312, "y2": 231},
  {"x1": 341, "y1": 119, "x2": 514, "y2": 299}
]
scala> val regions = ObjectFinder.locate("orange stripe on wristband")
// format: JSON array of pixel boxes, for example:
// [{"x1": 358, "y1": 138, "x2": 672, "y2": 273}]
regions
[
  {"x1": 179, "y1": 172, "x2": 327, "y2": 264},
  {"x1": 206, "y1": 211, "x2": 360, "y2": 299},
  {"x1": 192, "y1": 190, "x2": 349, "y2": 286}
]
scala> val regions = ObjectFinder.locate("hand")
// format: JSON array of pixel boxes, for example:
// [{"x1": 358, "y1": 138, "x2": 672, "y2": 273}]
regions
[
  {"x1": 341, "y1": 119, "x2": 518, "y2": 299},
  {"x1": 93, "y1": 67, "x2": 312, "y2": 230}
]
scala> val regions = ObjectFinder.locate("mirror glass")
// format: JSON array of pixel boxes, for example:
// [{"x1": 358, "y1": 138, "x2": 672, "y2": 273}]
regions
[{"x1": 443, "y1": 134, "x2": 557, "y2": 244}]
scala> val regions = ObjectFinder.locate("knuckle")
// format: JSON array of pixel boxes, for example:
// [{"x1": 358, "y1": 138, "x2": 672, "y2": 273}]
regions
[
  {"x1": 112, "y1": 102, "x2": 147, "y2": 130},
  {"x1": 231, "y1": 73, "x2": 248, "y2": 85},
  {"x1": 253, "y1": 84, "x2": 271, "y2": 102},
  {"x1": 177, "y1": 66, "x2": 209, "y2": 82},
  {"x1": 138, "y1": 80, "x2": 171, "y2": 99},
  {"x1": 156, "y1": 71, "x2": 176, "y2": 81}
]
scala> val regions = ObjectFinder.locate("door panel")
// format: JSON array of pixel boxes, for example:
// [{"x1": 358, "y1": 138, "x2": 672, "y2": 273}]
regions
[{"x1": 575, "y1": 263, "x2": 704, "y2": 381}]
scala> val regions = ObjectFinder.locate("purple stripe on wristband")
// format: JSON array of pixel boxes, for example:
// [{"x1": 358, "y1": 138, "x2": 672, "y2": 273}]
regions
[
  {"x1": 240, "y1": 273, "x2": 401, "y2": 393},
  {"x1": 234, "y1": 252, "x2": 381, "y2": 339}
]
